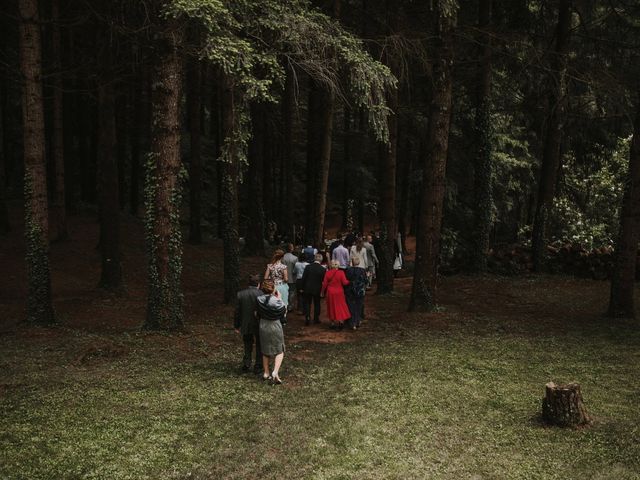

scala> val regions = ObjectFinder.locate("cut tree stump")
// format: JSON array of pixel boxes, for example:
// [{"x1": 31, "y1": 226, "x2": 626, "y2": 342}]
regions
[{"x1": 542, "y1": 382, "x2": 591, "y2": 427}]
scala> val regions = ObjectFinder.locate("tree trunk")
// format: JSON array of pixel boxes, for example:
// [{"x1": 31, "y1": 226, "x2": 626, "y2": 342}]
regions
[
  {"x1": 244, "y1": 103, "x2": 266, "y2": 256},
  {"x1": 19, "y1": 0, "x2": 55, "y2": 324},
  {"x1": 187, "y1": 56, "x2": 203, "y2": 244},
  {"x1": 312, "y1": 88, "x2": 334, "y2": 248},
  {"x1": 377, "y1": 0, "x2": 400, "y2": 295},
  {"x1": 129, "y1": 64, "x2": 144, "y2": 216},
  {"x1": 542, "y1": 382, "x2": 591, "y2": 427},
  {"x1": 97, "y1": 81, "x2": 122, "y2": 290},
  {"x1": 608, "y1": 100, "x2": 640, "y2": 318},
  {"x1": 50, "y1": 0, "x2": 66, "y2": 241},
  {"x1": 409, "y1": 3, "x2": 456, "y2": 312},
  {"x1": 281, "y1": 67, "x2": 295, "y2": 240},
  {"x1": 531, "y1": 0, "x2": 572, "y2": 271},
  {"x1": 144, "y1": 14, "x2": 184, "y2": 329},
  {"x1": 305, "y1": 79, "x2": 321, "y2": 244},
  {"x1": 0, "y1": 73, "x2": 10, "y2": 235},
  {"x1": 470, "y1": 0, "x2": 493, "y2": 272},
  {"x1": 220, "y1": 74, "x2": 240, "y2": 304}
]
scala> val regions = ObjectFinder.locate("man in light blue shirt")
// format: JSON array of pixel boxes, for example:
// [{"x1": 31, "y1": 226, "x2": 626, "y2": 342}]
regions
[{"x1": 331, "y1": 240, "x2": 350, "y2": 269}]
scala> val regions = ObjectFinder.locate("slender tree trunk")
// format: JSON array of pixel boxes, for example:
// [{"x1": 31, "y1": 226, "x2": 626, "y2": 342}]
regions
[
  {"x1": 220, "y1": 74, "x2": 240, "y2": 303},
  {"x1": 187, "y1": 57, "x2": 203, "y2": 244},
  {"x1": 0, "y1": 73, "x2": 10, "y2": 235},
  {"x1": 608, "y1": 101, "x2": 640, "y2": 318},
  {"x1": 312, "y1": 88, "x2": 334, "y2": 247},
  {"x1": 116, "y1": 92, "x2": 129, "y2": 210},
  {"x1": 98, "y1": 81, "x2": 122, "y2": 290},
  {"x1": 129, "y1": 64, "x2": 144, "y2": 216},
  {"x1": 471, "y1": 0, "x2": 493, "y2": 272},
  {"x1": 50, "y1": 0, "x2": 66, "y2": 240},
  {"x1": 245, "y1": 103, "x2": 266, "y2": 256},
  {"x1": 341, "y1": 108, "x2": 352, "y2": 232},
  {"x1": 376, "y1": 0, "x2": 400, "y2": 294},
  {"x1": 281, "y1": 68, "x2": 294, "y2": 240},
  {"x1": 409, "y1": 2, "x2": 456, "y2": 312},
  {"x1": 305, "y1": 79, "x2": 321, "y2": 243},
  {"x1": 19, "y1": 0, "x2": 55, "y2": 324},
  {"x1": 144, "y1": 14, "x2": 184, "y2": 329},
  {"x1": 531, "y1": 0, "x2": 572, "y2": 271}
]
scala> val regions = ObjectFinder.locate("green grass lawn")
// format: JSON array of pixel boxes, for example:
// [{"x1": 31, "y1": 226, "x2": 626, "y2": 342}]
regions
[{"x1": 1, "y1": 280, "x2": 640, "y2": 479}]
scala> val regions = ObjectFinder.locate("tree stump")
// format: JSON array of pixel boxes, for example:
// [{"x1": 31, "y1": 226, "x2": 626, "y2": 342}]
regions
[{"x1": 542, "y1": 382, "x2": 591, "y2": 427}]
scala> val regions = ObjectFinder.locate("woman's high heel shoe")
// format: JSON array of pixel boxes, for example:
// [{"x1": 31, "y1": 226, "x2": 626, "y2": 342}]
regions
[{"x1": 271, "y1": 373, "x2": 282, "y2": 385}]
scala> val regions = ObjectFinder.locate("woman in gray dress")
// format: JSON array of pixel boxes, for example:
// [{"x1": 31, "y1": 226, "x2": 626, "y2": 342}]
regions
[{"x1": 257, "y1": 279, "x2": 287, "y2": 384}]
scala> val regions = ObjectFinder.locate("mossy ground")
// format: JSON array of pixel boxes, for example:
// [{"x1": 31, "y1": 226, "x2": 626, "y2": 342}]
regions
[
  {"x1": 1, "y1": 213, "x2": 639, "y2": 479},
  {"x1": 1, "y1": 274, "x2": 639, "y2": 479}
]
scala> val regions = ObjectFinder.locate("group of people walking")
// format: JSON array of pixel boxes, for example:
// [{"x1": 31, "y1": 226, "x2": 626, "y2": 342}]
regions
[{"x1": 233, "y1": 232, "x2": 379, "y2": 384}]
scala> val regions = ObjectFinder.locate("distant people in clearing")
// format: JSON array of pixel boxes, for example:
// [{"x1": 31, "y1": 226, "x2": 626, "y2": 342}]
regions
[
  {"x1": 234, "y1": 274, "x2": 263, "y2": 373},
  {"x1": 257, "y1": 280, "x2": 286, "y2": 384},
  {"x1": 345, "y1": 257, "x2": 367, "y2": 330},
  {"x1": 350, "y1": 238, "x2": 369, "y2": 273},
  {"x1": 363, "y1": 234, "x2": 379, "y2": 289},
  {"x1": 331, "y1": 238, "x2": 350, "y2": 269},
  {"x1": 293, "y1": 252, "x2": 310, "y2": 314},
  {"x1": 264, "y1": 249, "x2": 289, "y2": 324},
  {"x1": 282, "y1": 243, "x2": 298, "y2": 312},
  {"x1": 322, "y1": 260, "x2": 351, "y2": 329},
  {"x1": 299, "y1": 253, "x2": 326, "y2": 325}
]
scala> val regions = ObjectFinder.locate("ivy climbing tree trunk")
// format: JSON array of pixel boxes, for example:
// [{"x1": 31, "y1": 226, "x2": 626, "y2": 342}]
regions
[
  {"x1": 244, "y1": 103, "x2": 266, "y2": 256},
  {"x1": 19, "y1": 0, "x2": 55, "y2": 324},
  {"x1": 98, "y1": 81, "x2": 123, "y2": 290},
  {"x1": 409, "y1": 1, "x2": 456, "y2": 312},
  {"x1": 50, "y1": 0, "x2": 67, "y2": 241},
  {"x1": 144, "y1": 10, "x2": 184, "y2": 330},
  {"x1": 471, "y1": 0, "x2": 493, "y2": 272},
  {"x1": 220, "y1": 73, "x2": 240, "y2": 304},
  {"x1": 531, "y1": 0, "x2": 572, "y2": 271},
  {"x1": 608, "y1": 99, "x2": 640, "y2": 319},
  {"x1": 187, "y1": 56, "x2": 203, "y2": 244}
]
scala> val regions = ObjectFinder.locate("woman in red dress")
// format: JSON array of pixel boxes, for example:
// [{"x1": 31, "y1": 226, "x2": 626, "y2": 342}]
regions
[{"x1": 321, "y1": 260, "x2": 351, "y2": 329}]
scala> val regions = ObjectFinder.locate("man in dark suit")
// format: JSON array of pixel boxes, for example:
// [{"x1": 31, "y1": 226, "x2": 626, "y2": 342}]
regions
[
  {"x1": 234, "y1": 274, "x2": 263, "y2": 373},
  {"x1": 299, "y1": 253, "x2": 326, "y2": 325}
]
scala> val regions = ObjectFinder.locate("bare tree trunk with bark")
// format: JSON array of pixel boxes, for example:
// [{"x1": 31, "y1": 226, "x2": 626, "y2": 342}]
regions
[
  {"x1": 409, "y1": 2, "x2": 456, "y2": 312},
  {"x1": 531, "y1": 0, "x2": 572, "y2": 271},
  {"x1": 608, "y1": 99, "x2": 640, "y2": 319},
  {"x1": 220, "y1": 74, "x2": 241, "y2": 304},
  {"x1": 245, "y1": 103, "x2": 266, "y2": 256},
  {"x1": 187, "y1": 56, "x2": 203, "y2": 244},
  {"x1": 471, "y1": 0, "x2": 493, "y2": 272},
  {"x1": 98, "y1": 81, "x2": 122, "y2": 290},
  {"x1": 144, "y1": 11, "x2": 184, "y2": 329},
  {"x1": 312, "y1": 88, "x2": 334, "y2": 248},
  {"x1": 50, "y1": 0, "x2": 66, "y2": 241},
  {"x1": 19, "y1": 0, "x2": 55, "y2": 324}
]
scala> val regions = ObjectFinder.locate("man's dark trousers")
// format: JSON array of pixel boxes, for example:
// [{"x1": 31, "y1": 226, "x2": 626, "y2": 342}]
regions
[
  {"x1": 242, "y1": 332, "x2": 262, "y2": 370},
  {"x1": 304, "y1": 293, "x2": 321, "y2": 323}
]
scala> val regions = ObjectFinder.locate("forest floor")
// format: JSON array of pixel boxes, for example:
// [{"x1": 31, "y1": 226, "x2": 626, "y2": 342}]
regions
[{"x1": 1, "y1": 209, "x2": 640, "y2": 479}]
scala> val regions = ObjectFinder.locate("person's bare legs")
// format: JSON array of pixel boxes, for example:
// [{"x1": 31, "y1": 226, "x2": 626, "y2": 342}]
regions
[
  {"x1": 262, "y1": 355, "x2": 271, "y2": 379},
  {"x1": 272, "y1": 352, "x2": 284, "y2": 383}
]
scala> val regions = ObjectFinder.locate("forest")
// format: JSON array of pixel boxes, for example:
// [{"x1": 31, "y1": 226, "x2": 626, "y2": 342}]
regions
[{"x1": 1, "y1": 0, "x2": 639, "y2": 479}]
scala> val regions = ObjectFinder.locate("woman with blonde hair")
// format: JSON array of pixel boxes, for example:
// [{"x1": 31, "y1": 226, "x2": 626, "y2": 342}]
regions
[
  {"x1": 321, "y1": 260, "x2": 350, "y2": 329},
  {"x1": 257, "y1": 279, "x2": 286, "y2": 384}
]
